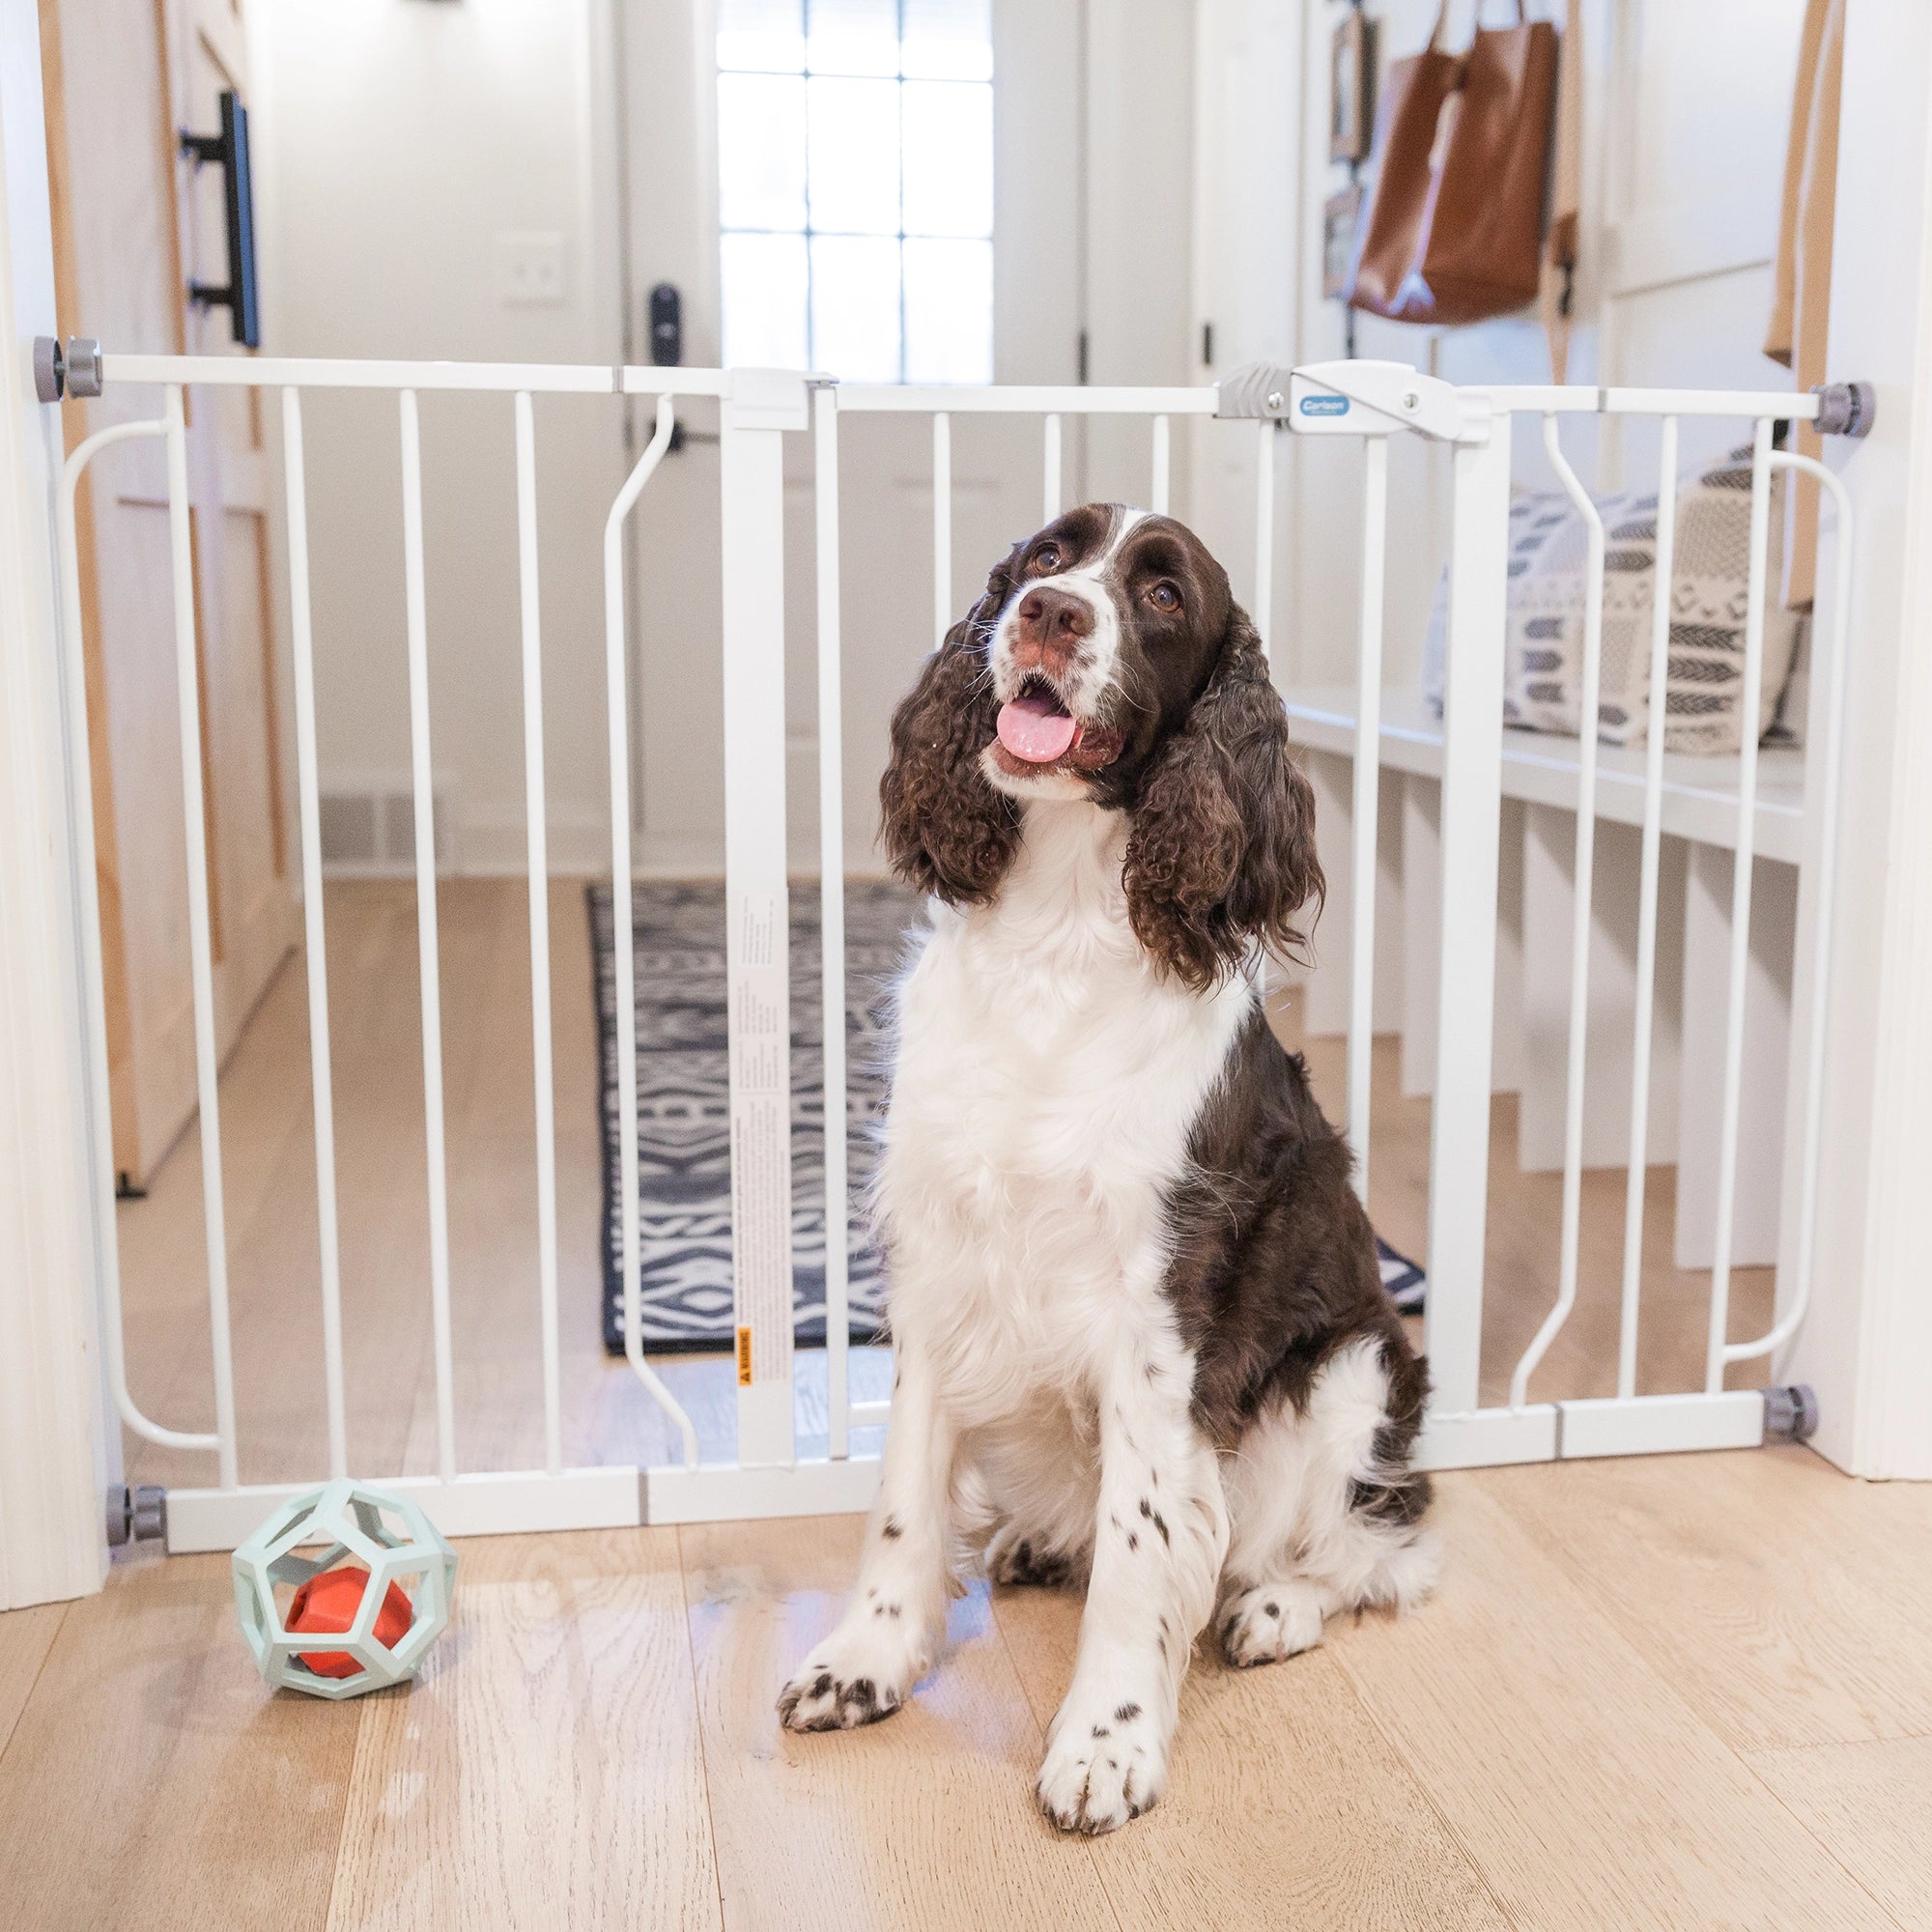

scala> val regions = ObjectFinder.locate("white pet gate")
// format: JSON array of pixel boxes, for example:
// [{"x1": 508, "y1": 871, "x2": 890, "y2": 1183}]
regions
[{"x1": 44, "y1": 344, "x2": 1862, "y2": 1553}]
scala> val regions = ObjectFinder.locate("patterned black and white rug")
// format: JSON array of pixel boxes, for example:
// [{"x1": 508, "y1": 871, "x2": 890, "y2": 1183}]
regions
[
  {"x1": 1379, "y1": 1240, "x2": 1426, "y2": 1317},
  {"x1": 590, "y1": 880, "x2": 1427, "y2": 1352},
  {"x1": 589, "y1": 879, "x2": 914, "y2": 1353}
]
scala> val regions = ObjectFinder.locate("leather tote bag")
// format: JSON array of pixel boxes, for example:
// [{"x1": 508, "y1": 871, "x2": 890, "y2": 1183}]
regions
[{"x1": 1348, "y1": 0, "x2": 1558, "y2": 326}]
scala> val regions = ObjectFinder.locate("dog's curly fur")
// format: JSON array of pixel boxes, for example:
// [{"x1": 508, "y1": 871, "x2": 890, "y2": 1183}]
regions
[
  {"x1": 1122, "y1": 610, "x2": 1323, "y2": 990},
  {"x1": 878, "y1": 552, "x2": 1025, "y2": 903}
]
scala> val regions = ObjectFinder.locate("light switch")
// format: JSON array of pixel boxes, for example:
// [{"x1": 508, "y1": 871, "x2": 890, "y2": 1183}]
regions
[{"x1": 495, "y1": 231, "x2": 568, "y2": 306}]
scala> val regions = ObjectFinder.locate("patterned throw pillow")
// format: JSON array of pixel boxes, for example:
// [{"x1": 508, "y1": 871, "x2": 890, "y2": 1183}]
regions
[{"x1": 1422, "y1": 444, "x2": 1809, "y2": 753}]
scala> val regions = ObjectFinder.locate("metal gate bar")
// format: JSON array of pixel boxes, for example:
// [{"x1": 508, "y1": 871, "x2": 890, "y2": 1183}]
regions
[{"x1": 48, "y1": 351, "x2": 1860, "y2": 1552}]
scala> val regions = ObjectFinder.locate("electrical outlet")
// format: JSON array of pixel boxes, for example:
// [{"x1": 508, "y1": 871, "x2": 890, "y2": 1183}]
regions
[{"x1": 496, "y1": 231, "x2": 568, "y2": 307}]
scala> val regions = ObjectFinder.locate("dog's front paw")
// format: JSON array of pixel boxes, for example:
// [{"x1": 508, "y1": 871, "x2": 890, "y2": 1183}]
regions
[
  {"x1": 1217, "y1": 1579, "x2": 1325, "y2": 1667},
  {"x1": 1035, "y1": 1688, "x2": 1167, "y2": 1833},
  {"x1": 777, "y1": 1608, "x2": 929, "y2": 1733}
]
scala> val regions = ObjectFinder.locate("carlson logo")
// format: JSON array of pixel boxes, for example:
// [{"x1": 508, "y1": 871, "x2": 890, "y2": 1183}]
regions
[{"x1": 1298, "y1": 392, "x2": 1350, "y2": 418}]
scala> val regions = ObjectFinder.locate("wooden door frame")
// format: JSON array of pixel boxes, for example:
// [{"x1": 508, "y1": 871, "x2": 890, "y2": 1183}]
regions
[
  {"x1": 39, "y1": 0, "x2": 145, "y2": 1180},
  {"x1": 0, "y1": 0, "x2": 111, "y2": 1609}
]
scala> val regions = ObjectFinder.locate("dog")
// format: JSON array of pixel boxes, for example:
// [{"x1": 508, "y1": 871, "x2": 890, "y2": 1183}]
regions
[{"x1": 776, "y1": 503, "x2": 1436, "y2": 1833}]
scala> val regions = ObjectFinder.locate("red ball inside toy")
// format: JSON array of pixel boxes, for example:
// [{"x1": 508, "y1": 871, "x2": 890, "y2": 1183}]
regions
[{"x1": 286, "y1": 1566, "x2": 412, "y2": 1678}]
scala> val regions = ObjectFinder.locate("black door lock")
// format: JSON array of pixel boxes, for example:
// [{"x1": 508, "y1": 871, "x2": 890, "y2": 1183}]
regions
[{"x1": 649, "y1": 283, "x2": 682, "y2": 366}]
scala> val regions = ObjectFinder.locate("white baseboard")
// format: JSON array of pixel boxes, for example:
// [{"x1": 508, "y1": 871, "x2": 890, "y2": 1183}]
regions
[
  {"x1": 452, "y1": 807, "x2": 609, "y2": 876},
  {"x1": 318, "y1": 810, "x2": 897, "y2": 884}
]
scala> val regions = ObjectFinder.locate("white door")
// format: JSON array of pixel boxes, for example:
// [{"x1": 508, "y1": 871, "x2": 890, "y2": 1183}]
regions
[
  {"x1": 1185, "y1": 0, "x2": 1305, "y2": 653},
  {"x1": 1594, "y1": 0, "x2": 1810, "y2": 480},
  {"x1": 616, "y1": 0, "x2": 1083, "y2": 875}
]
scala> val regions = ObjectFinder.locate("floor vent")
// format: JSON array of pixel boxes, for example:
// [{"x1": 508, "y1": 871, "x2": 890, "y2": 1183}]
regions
[{"x1": 319, "y1": 778, "x2": 450, "y2": 872}]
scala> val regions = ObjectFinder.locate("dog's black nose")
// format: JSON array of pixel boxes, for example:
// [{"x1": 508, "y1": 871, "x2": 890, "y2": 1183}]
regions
[{"x1": 1016, "y1": 585, "x2": 1094, "y2": 648}]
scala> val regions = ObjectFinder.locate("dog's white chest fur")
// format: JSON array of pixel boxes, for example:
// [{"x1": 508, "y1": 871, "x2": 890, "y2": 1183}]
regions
[{"x1": 875, "y1": 801, "x2": 1249, "y2": 1419}]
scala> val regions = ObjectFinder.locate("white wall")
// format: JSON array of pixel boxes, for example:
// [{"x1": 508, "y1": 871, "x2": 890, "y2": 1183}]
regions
[
  {"x1": 255, "y1": 0, "x2": 1814, "y2": 872},
  {"x1": 252, "y1": 0, "x2": 623, "y2": 870},
  {"x1": 257, "y1": 0, "x2": 1199, "y2": 877},
  {"x1": 1084, "y1": 0, "x2": 1200, "y2": 506}
]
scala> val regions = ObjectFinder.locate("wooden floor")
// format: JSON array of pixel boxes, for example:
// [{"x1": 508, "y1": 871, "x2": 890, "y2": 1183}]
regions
[
  {"x1": 6, "y1": 875, "x2": 1888, "y2": 1929},
  {"x1": 3, "y1": 1448, "x2": 1930, "y2": 1928}
]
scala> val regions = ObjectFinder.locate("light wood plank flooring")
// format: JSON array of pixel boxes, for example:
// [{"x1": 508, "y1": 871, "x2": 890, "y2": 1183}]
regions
[
  {"x1": 1, "y1": 877, "x2": 1890, "y2": 1929},
  {"x1": 2, "y1": 1450, "x2": 1928, "y2": 1928}
]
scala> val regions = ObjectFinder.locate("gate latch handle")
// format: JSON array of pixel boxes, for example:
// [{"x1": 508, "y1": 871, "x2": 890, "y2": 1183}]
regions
[{"x1": 180, "y1": 89, "x2": 260, "y2": 349}]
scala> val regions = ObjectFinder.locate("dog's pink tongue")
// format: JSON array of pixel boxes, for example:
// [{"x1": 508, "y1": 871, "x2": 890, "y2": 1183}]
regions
[{"x1": 996, "y1": 692, "x2": 1078, "y2": 764}]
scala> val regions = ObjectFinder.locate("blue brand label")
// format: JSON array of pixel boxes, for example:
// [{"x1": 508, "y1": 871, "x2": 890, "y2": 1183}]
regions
[{"x1": 1299, "y1": 392, "x2": 1350, "y2": 417}]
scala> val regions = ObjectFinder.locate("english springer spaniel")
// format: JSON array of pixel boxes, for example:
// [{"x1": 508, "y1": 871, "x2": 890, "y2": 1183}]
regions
[{"x1": 777, "y1": 502, "x2": 1437, "y2": 1833}]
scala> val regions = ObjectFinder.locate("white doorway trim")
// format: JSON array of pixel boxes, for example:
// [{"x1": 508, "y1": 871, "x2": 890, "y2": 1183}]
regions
[
  {"x1": 1806, "y1": 0, "x2": 1932, "y2": 1480},
  {"x1": 0, "y1": 0, "x2": 110, "y2": 1607}
]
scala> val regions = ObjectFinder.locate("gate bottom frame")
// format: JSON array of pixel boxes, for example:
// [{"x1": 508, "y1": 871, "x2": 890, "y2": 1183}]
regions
[
  {"x1": 160, "y1": 1385, "x2": 1802, "y2": 1551},
  {"x1": 161, "y1": 1458, "x2": 890, "y2": 1553},
  {"x1": 1417, "y1": 1389, "x2": 1776, "y2": 1470}
]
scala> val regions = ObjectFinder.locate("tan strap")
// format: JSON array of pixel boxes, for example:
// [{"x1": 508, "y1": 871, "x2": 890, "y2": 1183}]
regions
[
  {"x1": 1779, "y1": 0, "x2": 1844, "y2": 611},
  {"x1": 1766, "y1": 0, "x2": 1833, "y2": 367},
  {"x1": 1430, "y1": 0, "x2": 1530, "y2": 53}
]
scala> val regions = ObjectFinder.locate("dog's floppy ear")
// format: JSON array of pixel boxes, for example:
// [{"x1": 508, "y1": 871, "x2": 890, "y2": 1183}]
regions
[
  {"x1": 878, "y1": 542, "x2": 1025, "y2": 904},
  {"x1": 1122, "y1": 601, "x2": 1322, "y2": 990}
]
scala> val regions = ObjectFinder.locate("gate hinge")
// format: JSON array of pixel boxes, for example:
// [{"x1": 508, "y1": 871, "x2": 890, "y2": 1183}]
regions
[
  {"x1": 32, "y1": 335, "x2": 103, "y2": 404},
  {"x1": 105, "y1": 1483, "x2": 167, "y2": 1548}
]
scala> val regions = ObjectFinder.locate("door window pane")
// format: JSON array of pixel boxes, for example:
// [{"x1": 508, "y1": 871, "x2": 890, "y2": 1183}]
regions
[
  {"x1": 810, "y1": 236, "x2": 902, "y2": 382},
  {"x1": 806, "y1": 0, "x2": 899, "y2": 76},
  {"x1": 901, "y1": 0, "x2": 993, "y2": 80},
  {"x1": 904, "y1": 238, "x2": 992, "y2": 384},
  {"x1": 807, "y1": 76, "x2": 901, "y2": 234},
  {"x1": 721, "y1": 232, "x2": 810, "y2": 367},
  {"x1": 717, "y1": 73, "x2": 807, "y2": 230},
  {"x1": 901, "y1": 81, "x2": 992, "y2": 237},
  {"x1": 718, "y1": 0, "x2": 805, "y2": 74},
  {"x1": 717, "y1": 2, "x2": 993, "y2": 381}
]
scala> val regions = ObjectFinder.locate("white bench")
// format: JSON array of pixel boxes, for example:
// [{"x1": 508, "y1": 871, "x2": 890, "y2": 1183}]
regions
[{"x1": 1283, "y1": 686, "x2": 1802, "y2": 1270}]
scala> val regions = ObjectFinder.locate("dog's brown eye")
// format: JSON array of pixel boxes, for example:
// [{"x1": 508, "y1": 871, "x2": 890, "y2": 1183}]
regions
[
  {"x1": 1033, "y1": 543, "x2": 1062, "y2": 573},
  {"x1": 1149, "y1": 582, "x2": 1180, "y2": 611}
]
